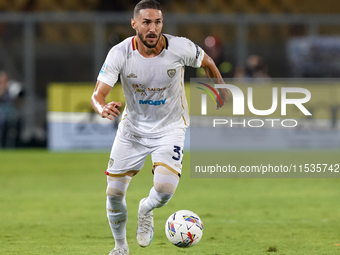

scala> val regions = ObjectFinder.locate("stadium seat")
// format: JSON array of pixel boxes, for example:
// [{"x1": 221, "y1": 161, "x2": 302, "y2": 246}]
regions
[
  {"x1": 35, "y1": 0, "x2": 61, "y2": 11},
  {"x1": 39, "y1": 24, "x2": 65, "y2": 43}
]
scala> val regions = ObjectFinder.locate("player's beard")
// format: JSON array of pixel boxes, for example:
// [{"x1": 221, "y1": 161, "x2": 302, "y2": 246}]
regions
[{"x1": 138, "y1": 31, "x2": 161, "y2": 48}]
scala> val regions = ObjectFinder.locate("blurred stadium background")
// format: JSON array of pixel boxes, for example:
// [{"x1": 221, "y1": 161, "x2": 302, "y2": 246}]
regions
[
  {"x1": 1, "y1": 2, "x2": 340, "y2": 255},
  {"x1": 1, "y1": 0, "x2": 340, "y2": 148}
]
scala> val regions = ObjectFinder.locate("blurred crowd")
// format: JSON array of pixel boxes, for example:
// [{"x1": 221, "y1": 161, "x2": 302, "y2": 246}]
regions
[
  {"x1": 0, "y1": 0, "x2": 339, "y2": 13},
  {"x1": 197, "y1": 35, "x2": 270, "y2": 81}
]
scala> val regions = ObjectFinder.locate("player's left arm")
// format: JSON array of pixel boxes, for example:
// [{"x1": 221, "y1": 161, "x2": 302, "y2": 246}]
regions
[{"x1": 200, "y1": 52, "x2": 229, "y2": 109}]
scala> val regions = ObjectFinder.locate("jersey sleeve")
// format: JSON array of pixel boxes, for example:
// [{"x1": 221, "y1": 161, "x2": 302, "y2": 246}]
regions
[
  {"x1": 97, "y1": 47, "x2": 125, "y2": 87},
  {"x1": 180, "y1": 38, "x2": 205, "y2": 68}
]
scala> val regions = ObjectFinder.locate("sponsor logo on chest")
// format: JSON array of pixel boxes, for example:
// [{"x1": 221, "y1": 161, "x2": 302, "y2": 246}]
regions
[
  {"x1": 127, "y1": 73, "x2": 137, "y2": 78},
  {"x1": 132, "y1": 84, "x2": 147, "y2": 96},
  {"x1": 139, "y1": 98, "x2": 166, "y2": 106}
]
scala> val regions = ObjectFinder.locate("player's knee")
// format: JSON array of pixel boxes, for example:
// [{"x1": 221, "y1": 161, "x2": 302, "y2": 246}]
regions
[
  {"x1": 106, "y1": 187, "x2": 125, "y2": 198},
  {"x1": 152, "y1": 166, "x2": 179, "y2": 205},
  {"x1": 154, "y1": 182, "x2": 176, "y2": 195},
  {"x1": 106, "y1": 175, "x2": 132, "y2": 198}
]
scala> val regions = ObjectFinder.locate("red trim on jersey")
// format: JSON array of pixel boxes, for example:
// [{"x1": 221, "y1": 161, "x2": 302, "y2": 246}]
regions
[{"x1": 132, "y1": 36, "x2": 137, "y2": 51}]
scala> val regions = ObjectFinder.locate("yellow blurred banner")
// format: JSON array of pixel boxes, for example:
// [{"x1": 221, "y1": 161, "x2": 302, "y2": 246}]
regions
[
  {"x1": 48, "y1": 82, "x2": 191, "y2": 112},
  {"x1": 48, "y1": 83, "x2": 124, "y2": 112},
  {"x1": 48, "y1": 81, "x2": 340, "y2": 119}
]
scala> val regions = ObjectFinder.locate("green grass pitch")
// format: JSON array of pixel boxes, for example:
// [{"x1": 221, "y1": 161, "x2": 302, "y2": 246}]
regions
[{"x1": 1, "y1": 150, "x2": 340, "y2": 255}]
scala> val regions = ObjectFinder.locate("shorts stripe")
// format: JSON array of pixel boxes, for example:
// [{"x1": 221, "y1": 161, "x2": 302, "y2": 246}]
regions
[
  {"x1": 105, "y1": 170, "x2": 139, "y2": 177},
  {"x1": 153, "y1": 162, "x2": 181, "y2": 178}
]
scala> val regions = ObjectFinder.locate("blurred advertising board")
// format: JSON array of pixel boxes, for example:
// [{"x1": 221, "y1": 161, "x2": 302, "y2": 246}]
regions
[
  {"x1": 47, "y1": 83, "x2": 191, "y2": 151},
  {"x1": 47, "y1": 83, "x2": 123, "y2": 150}
]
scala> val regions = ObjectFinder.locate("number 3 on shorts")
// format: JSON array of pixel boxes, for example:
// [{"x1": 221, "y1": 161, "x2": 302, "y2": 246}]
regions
[{"x1": 172, "y1": 146, "x2": 183, "y2": 164}]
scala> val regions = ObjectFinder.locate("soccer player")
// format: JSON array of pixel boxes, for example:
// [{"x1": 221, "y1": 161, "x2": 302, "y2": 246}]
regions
[{"x1": 91, "y1": 0, "x2": 229, "y2": 254}]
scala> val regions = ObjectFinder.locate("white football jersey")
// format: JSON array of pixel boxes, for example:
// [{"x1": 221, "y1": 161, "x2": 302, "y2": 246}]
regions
[{"x1": 97, "y1": 34, "x2": 204, "y2": 137}]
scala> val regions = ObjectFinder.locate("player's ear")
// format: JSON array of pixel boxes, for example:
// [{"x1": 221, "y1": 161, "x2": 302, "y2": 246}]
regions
[{"x1": 131, "y1": 18, "x2": 137, "y2": 30}]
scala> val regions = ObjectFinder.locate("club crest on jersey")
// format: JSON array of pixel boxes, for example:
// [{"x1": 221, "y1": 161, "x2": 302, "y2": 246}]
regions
[
  {"x1": 108, "y1": 158, "x2": 114, "y2": 168},
  {"x1": 132, "y1": 84, "x2": 147, "y2": 96},
  {"x1": 167, "y1": 69, "x2": 176, "y2": 78}
]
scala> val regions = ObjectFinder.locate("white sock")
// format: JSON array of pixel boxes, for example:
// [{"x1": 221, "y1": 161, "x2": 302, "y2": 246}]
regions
[
  {"x1": 107, "y1": 196, "x2": 128, "y2": 240},
  {"x1": 106, "y1": 175, "x2": 132, "y2": 250},
  {"x1": 139, "y1": 166, "x2": 179, "y2": 215}
]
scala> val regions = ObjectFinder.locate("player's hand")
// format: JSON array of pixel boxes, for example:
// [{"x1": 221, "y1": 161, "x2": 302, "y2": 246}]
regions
[
  {"x1": 216, "y1": 88, "x2": 230, "y2": 110},
  {"x1": 101, "y1": 101, "x2": 121, "y2": 120}
]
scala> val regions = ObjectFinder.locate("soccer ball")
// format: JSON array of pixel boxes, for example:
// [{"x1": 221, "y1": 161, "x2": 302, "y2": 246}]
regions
[{"x1": 165, "y1": 210, "x2": 204, "y2": 248}]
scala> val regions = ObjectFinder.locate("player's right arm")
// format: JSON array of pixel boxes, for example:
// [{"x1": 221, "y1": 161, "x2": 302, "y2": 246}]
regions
[
  {"x1": 91, "y1": 80, "x2": 121, "y2": 121},
  {"x1": 92, "y1": 43, "x2": 126, "y2": 120}
]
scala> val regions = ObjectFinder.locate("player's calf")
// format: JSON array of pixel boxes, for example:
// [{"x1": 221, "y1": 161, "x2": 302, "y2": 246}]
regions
[
  {"x1": 136, "y1": 166, "x2": 180, "y2": 247},
  {"x1": 140, "y1": 166, "x2": 180, "y2": 214}
]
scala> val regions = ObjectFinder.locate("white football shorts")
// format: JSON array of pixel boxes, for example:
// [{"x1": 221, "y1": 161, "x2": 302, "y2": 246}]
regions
[{"x1": 105, "y1": 126, "x2": 186, "y2": 178}]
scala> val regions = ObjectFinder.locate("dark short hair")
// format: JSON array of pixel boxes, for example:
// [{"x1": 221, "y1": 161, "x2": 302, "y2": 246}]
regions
[{"x1": 133, "y1": 0, "x2": 162, "y2": 17}]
